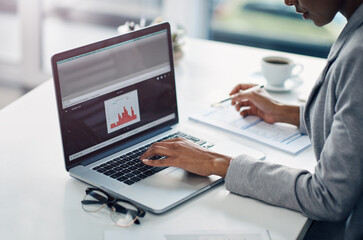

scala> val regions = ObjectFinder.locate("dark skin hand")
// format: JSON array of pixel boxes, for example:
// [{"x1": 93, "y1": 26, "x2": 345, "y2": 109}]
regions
[
  {"x1": 140, "y1": 137, "x2": 232, "y2": 178},
  {"x1": 230, "y1": 84, "x2": 300, "y2": 126}
]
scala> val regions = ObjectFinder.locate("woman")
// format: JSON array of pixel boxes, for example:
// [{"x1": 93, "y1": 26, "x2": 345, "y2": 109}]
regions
[{"x1": 141, "y1": 0, "x2": 363, "y2": 239}]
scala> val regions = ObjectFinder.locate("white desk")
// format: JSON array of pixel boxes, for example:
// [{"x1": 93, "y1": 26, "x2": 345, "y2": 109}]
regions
[{"x1": 0, "y1": 38, "x2": 326, "y2": 240}]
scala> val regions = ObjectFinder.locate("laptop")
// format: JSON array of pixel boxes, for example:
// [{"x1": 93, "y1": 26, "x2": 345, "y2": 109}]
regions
[{"x1": 51, "y1": 22, "x2": 265, "y2": 214}]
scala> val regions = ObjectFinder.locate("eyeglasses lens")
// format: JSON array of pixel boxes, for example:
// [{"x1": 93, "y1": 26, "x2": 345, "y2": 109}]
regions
[
  {"x1": 82, "y1": 189, "x2": 108, "y2": 212},
  {"x1": 110, "y1": 200, "x2": 139, "y2": 227}
]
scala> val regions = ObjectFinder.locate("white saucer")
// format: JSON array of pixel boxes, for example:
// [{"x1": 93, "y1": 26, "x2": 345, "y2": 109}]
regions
[{"x1": 249, "y1": 72, "x2": 303, "y2": 92}]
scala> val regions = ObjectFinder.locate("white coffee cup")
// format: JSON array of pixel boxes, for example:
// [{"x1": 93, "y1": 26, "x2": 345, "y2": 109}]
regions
[{"x1": 261, "y1": 56, "x2": 303, "y2": 87}]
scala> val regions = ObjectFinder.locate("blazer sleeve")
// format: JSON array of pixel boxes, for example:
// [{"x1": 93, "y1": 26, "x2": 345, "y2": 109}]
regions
[
  {"x1": 225, "y1": 154, "x2": 309, "y2": 212},
  {"x1": 299, "y1": 104, "x2": 307, "y2": 134}
]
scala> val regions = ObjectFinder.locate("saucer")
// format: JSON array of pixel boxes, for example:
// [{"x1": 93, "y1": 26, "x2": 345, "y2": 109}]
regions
[{"x1": 249, "y1": 72, "x2": 303, "y2": 92}]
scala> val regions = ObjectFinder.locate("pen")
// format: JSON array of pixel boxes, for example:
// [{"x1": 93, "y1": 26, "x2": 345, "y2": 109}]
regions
[{"x1": 211, "y1": 85, "x2": 264, "y2": 108}]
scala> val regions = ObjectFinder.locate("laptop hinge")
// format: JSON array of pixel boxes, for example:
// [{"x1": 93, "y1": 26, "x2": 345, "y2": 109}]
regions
[{"x1": 81, "y1": 126, "x2": 172, "y2": 166}]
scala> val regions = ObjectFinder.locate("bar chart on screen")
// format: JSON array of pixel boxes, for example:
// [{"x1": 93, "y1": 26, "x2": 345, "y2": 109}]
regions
[{"x1": 104, "y1": 90, "x2": 141, "y2": 134}]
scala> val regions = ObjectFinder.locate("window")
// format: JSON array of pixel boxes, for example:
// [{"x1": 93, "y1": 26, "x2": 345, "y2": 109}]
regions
[
  {"x1": 0, "y1": 0, "x2": 48, "y2": 87},
  {"x1": 209, "y1": 0, "x2": 346, "y2": 58},
  {"x1": 0, "y1": 0, "x2": 20, "y2": 64}
]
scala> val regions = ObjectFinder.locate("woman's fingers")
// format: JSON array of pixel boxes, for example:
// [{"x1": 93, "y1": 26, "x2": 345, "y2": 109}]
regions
[
  {"x1": 140, "y1": 138, "x2": 188, "y2": 167},
  {"x1": 234, "y1": 100, "x2": 251, "y2": 111},
  {"x1": 140, "y1": 143, "x2": 171, "y2": 159},
  {"x1": 142, "y1": 157, "x2": 169, "y2": 167},
  {"x1": 240, "y1": 108, "x2": 255, "y2": 118},
  {"x1": 229, "y1": 83, "x2": 258, "y2": 95}
]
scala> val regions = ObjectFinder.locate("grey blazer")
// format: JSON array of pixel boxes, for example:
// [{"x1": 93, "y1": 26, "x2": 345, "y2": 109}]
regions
[{"x1": 225, "y1": 4, "x2": 363, "y2": 240}]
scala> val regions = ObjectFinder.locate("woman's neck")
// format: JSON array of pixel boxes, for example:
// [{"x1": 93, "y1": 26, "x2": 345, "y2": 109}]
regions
[{"x1": 341, "y1": 0, "x2": 363, "y2": 20}]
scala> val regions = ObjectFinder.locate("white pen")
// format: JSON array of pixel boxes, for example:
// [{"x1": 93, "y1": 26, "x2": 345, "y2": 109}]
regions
[{"x1": 211, "y1": 85, "x2": 264, "y2": 108}]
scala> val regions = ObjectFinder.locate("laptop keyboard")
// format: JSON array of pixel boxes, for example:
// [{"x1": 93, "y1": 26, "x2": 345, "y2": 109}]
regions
[{"x1": 92, "y1": 132, "x2": 214, "y2": 185}]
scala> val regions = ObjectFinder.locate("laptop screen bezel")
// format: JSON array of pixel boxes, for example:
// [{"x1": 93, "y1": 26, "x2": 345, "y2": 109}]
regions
[{"x1": 51, "y1": 22, "x2": 179, "y2": 171}]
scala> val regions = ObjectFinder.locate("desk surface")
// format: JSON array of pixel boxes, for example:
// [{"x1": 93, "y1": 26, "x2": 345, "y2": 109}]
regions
[{"x1": 0, "y1": 38, "x2": 326, "y2": 240}]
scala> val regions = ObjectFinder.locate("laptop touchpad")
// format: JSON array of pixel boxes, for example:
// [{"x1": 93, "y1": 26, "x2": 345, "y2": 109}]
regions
[{"x1": 167, "y1": 168, "x2": 214, "y2": 186}]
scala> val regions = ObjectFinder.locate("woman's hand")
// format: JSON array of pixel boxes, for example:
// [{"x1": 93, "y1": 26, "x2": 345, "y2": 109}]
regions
[
  {"x1": 230, "y1": 84, "x2": 300, "y2": 126},
  {"x1": 140, "y1": 138, "x2": 232, "y2": 178}
]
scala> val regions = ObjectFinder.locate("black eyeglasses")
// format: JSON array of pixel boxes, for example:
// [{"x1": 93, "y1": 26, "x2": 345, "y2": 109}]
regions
[{"x1": 81, "y1": 187, "x2": 145, "y2": 227}]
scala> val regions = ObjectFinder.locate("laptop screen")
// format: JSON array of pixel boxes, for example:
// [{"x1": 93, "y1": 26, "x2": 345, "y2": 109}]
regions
[{"x1": 52, "y1": 23, "x2": 178, "y2": 170}]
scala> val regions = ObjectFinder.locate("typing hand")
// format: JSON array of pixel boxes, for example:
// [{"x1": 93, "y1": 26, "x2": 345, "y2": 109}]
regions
[{"x1": 140, "y1": 137, "x2": 232, "y2": 178}]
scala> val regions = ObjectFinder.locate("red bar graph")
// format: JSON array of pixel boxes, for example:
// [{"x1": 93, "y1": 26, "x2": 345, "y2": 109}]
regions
[
  {"x1": 110, "y1": 106, "x2": 138, "y2": 129},
  {"x1": 105, "y1": 90, "x2": 140, "y2": 134}
]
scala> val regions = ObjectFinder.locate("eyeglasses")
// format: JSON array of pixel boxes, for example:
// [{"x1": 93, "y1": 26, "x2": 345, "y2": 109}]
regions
[{"x1": 81, "y1": 187, "x2": 145, "y2": 227}]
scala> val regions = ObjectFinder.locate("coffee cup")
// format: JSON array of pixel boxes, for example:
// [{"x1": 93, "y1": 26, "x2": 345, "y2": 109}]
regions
[{"x1": 261, "y1": 56, "x2": 303, "y2": 87}]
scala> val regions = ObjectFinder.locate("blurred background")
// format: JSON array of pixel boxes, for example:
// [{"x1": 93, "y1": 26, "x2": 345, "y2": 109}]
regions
[{"x1": 0, "y1": 0, "x2": 345, "y2": 109}]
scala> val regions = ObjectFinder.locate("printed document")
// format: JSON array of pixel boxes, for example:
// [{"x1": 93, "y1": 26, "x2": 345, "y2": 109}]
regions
[{"x1": 190, "y1": 103, "x2": 311, "y2": 154}]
